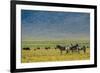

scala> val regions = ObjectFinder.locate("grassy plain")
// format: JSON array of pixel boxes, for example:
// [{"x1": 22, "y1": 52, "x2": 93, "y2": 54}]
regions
[{"x1": 21, "y1": 40, "x2": 90, "y2": 63}]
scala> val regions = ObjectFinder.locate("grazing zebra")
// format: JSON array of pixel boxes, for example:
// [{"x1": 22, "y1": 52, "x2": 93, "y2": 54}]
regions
[
  {"x1": 68, "y1": 44, "x2": 79, "y2": 53},
  {"x1": 23, "y1": 47, "x2": 30, "y2": 50},
  {"x1": 56, "y1": 44, "x2": 81, "y2": 54},
  {"x1": 78, "y1": 46, "x2": 86, "y2": 53},
  {"x1": 45, "y1": 47, "x2": 50, "y2": 50},
  {"x1": 56, "y1": 45, "x2": 70, "y2": 54},
  {"x1": 37, "y1": 47, "x2": 40, "y2": 50}
]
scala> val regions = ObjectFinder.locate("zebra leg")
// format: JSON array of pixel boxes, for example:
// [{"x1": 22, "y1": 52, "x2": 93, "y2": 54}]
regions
[
  {"x1": 66, "y1": 50, "x2": 68, "y2": 54},
  {"x1": 78, "y1": 49, "x2": 80, "y2": 54},
  {"x1": 83, "y1": 48, "x2": 86, "y2": 53},
  {"x1": 72, "y1": 50, "x2": 73, "y2": 53}
]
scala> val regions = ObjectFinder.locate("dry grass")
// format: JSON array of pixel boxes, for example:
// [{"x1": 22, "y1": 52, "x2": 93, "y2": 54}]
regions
[{"x1": 21, "y1": 48, "x2": 90, "y2": 63}]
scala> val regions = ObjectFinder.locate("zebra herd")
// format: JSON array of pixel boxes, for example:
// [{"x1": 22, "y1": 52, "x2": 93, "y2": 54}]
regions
[
  {"x1": 23, "y1": 43, "x2": 87, "y2": 54},
  {"x1": 55, "y1": 44, "x2": 86, "y2": 54}
]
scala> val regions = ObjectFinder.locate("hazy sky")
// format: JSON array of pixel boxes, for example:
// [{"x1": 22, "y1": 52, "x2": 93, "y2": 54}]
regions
[{"x1": 21, "y1": 10, "x2": 90, "y2": 41}]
